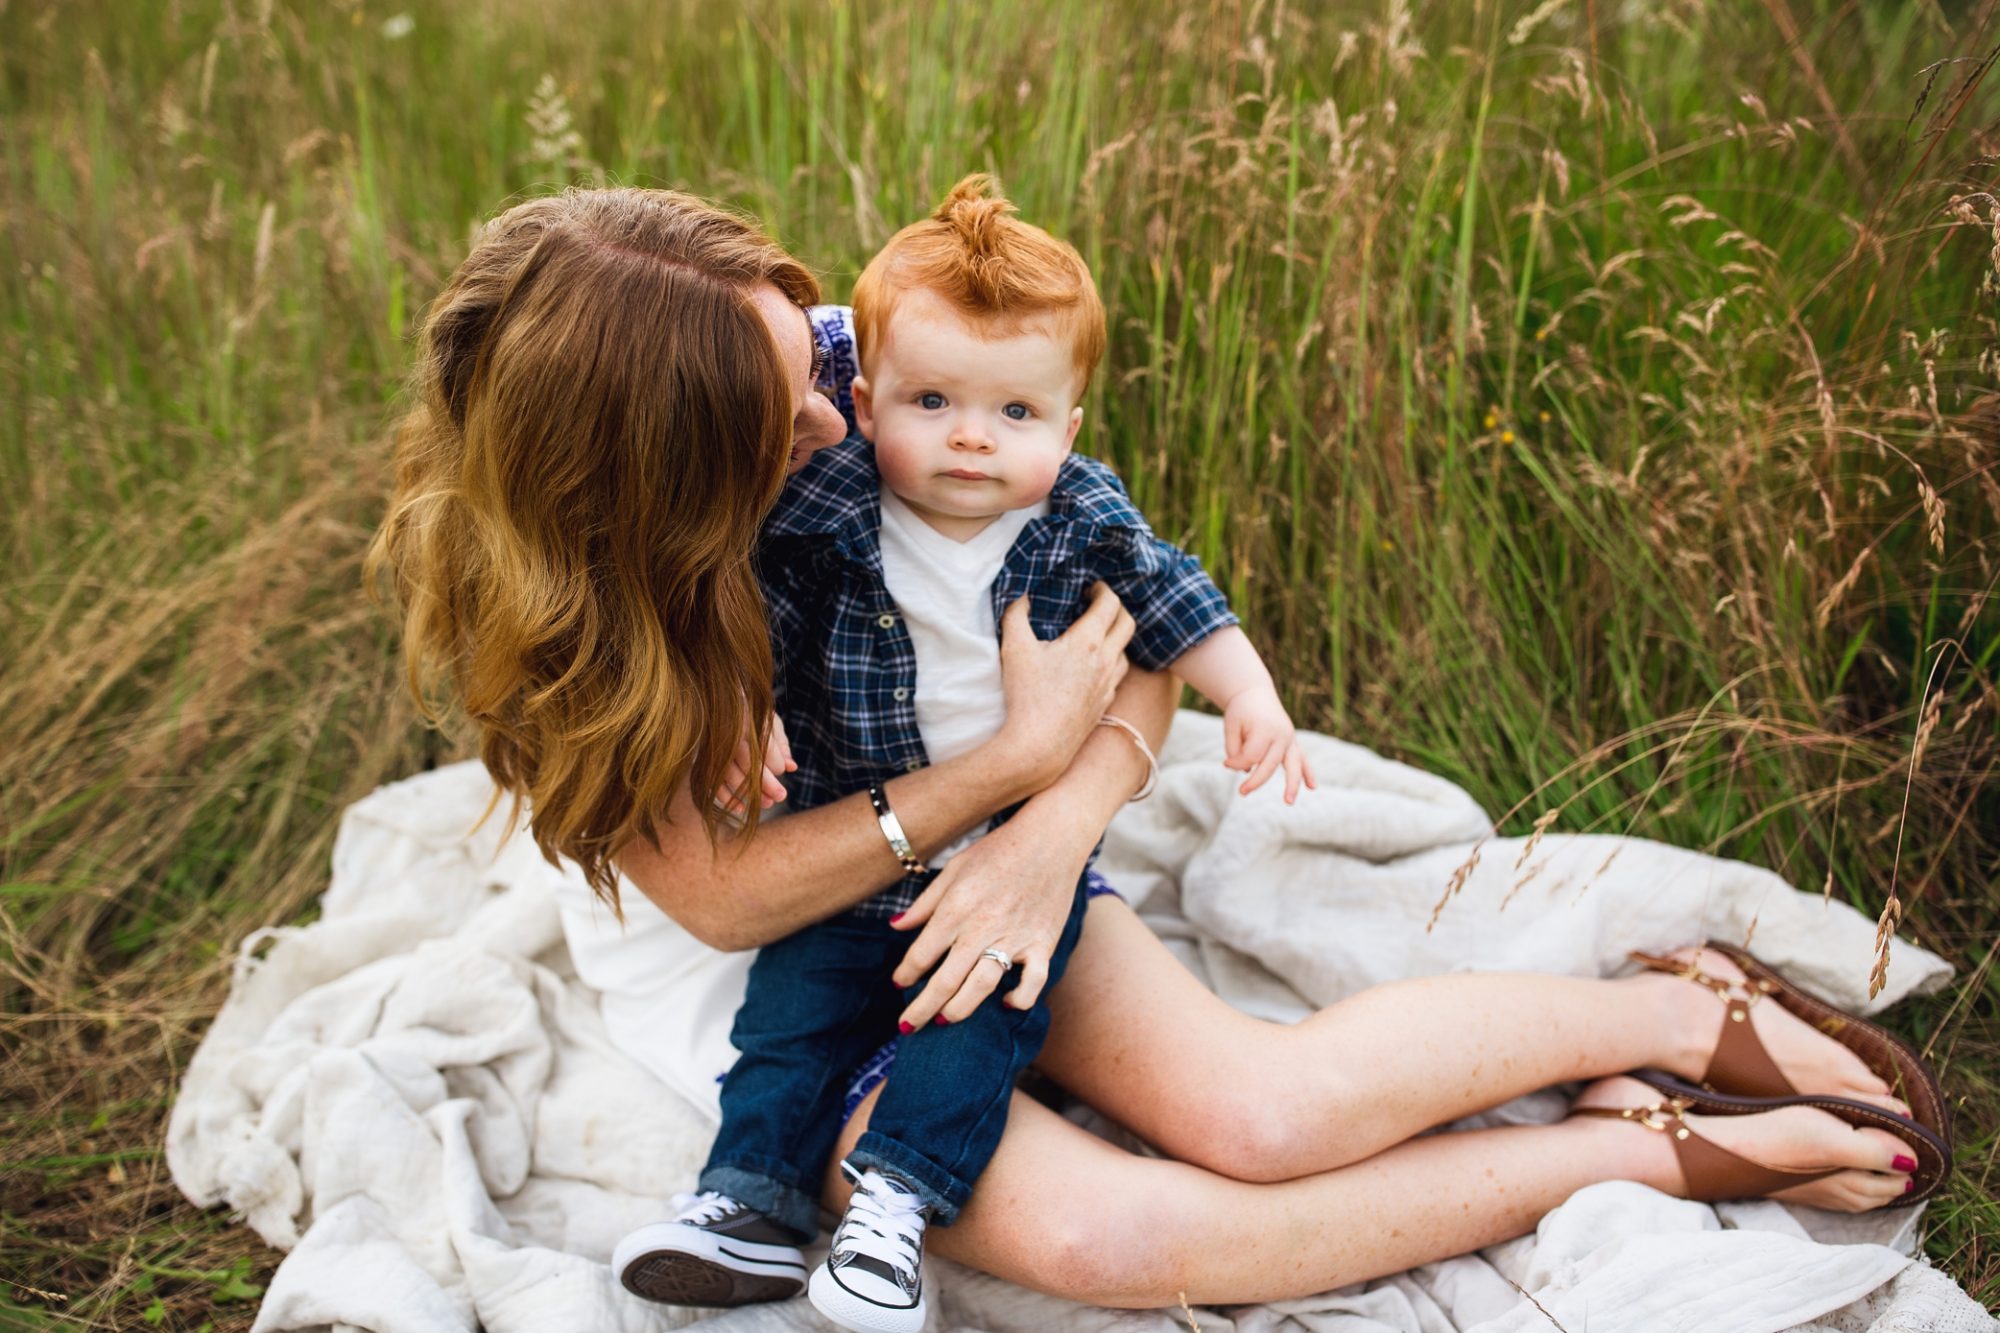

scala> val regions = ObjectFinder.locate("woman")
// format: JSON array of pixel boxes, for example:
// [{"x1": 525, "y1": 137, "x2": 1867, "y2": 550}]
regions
[{"x1": 369, "y1": 187, "x2": 1940, "y2": 1313}]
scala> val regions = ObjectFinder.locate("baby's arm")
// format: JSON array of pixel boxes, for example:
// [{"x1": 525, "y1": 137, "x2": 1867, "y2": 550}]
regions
[{"x1": 1174, "y1": 628, "x2": 1316, "y2": 803}]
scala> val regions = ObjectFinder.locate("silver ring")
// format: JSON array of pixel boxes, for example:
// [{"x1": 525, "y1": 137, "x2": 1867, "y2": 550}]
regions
[{"x1": 979, "y1": 947, "x2": 1015, "y2": 971}]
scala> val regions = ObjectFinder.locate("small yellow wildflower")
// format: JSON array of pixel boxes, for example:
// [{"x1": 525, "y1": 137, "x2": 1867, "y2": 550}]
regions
[
  {"x1": 1539, "y1": 410, "x2": 1551, "y2": 423},
  {"x1": 1482, "y1": 412, "x2": 1498, "y2": 429},
  {"x1": 1500, "y1": 430, "x2": 1515, "y2": 444},
  {"x1": 1534, "y1": 328, "x2": 1548, "y2": 341}
]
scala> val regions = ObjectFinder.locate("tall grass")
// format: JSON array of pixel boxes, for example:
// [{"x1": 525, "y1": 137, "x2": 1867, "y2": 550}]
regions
[{"x1": 4, "y1": 0, "x2": 1997, "y2": 1325}]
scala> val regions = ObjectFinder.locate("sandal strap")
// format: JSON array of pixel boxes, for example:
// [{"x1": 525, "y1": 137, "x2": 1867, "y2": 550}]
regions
[
  {"x1": 1630, "y1": 949, "x2": 1795, "y2": 1098},
  {"x1": 1703, "y1": 941, "x2": 1954, "y2": 1156},
  {"x1": 1573, "y1": 1100, "x2": 1840, "y2": 1203}
]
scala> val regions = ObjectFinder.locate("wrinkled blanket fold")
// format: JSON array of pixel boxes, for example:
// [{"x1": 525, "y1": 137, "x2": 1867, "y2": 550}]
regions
[{"x1": 168, "y1": 712, "x2": 1993, "y2": 1332}]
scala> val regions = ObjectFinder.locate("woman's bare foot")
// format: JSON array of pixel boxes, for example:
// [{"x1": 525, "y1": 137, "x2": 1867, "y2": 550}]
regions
[
  {"x1": 1651, "y1": 947, "x2": 1899, "y2": 1108},
  {"x1": 1575, "y1": 1076, "x2": 1916, "y2": 1212}
]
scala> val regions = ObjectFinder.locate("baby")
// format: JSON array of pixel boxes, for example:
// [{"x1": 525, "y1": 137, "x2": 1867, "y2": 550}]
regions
[{"x1": 613, "y1": 176, "x2": 1311, "y2": 1333}]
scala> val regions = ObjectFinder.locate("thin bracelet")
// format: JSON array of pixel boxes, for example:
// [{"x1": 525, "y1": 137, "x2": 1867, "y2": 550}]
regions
[
  {"x1": 1095, "y1": 714, "x2": 1160, "y2": 801},
  {"x1": 867, "y1": 782, "x2": 929, "y2": 876}
]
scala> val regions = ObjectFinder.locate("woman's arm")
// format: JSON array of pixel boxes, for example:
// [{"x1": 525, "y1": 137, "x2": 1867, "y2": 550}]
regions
[
  {"x1": 619, "y1": 748, "x2": 1036, "y2": 951},
  {"x1": 881, "y1": 662, "x2": 1178, "y2": 1027},
  {"x1": 618, "y1": 586, "x2": 1137, "y2": 951}
]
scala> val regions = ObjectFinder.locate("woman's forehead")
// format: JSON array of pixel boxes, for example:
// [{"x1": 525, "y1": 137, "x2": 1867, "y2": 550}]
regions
[{"x1": 749, "y1": 283, "x2": 814, "y2": 383}]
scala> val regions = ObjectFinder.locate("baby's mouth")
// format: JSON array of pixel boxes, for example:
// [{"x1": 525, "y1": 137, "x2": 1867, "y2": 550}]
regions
[{"x1": 943, "y1": 468, "x2": 992, "y2": 481}]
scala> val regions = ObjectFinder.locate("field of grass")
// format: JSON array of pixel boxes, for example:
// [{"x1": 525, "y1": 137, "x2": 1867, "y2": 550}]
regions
[{"x1": 4, "y1": 0, "x2": 1997, "y2": 1326}]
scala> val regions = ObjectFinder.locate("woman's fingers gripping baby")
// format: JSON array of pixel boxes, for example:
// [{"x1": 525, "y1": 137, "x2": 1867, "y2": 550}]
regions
[
  {"x1": 718, "y1": 714, "x2": 796, "y2": 813},
  {"x1": 884, "y1": 853, "x2": 1065, "y2": 1030},
  {"x1": 896, "y1": 932, "x2": 1047, "y2": 1034},
  {"x1": 995, "y1": 583, "x2": 1135, "y2": 781}
]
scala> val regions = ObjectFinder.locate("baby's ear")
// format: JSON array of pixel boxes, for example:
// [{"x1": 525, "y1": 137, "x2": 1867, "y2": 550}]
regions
[
  {"x1": 852, "y1": 375, "x2": 876, "y2": 440},
  {"x1": 1062, "y1": 404, "x2": 1083, "y2": 450}
]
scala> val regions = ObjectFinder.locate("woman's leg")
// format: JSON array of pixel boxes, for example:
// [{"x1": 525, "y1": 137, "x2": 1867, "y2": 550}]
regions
[
  {"x1": 1034, "y1": 898, "x2": 1892, "y2": 1182},
  {"x1": 823, "y1": 1079, "x2": 1910, "y2": 1308}
]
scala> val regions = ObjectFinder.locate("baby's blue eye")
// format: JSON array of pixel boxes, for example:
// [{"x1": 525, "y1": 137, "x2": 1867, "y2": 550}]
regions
[
  {"x1": 1002, "y1": 403, "x2": 1031, "y2": 421},
  {"x1": 918, "y1": 392, "x2": 946, "y2": 410}
]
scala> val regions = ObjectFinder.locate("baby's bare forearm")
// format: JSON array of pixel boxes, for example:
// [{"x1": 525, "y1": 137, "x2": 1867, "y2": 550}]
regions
[{"x1": 1171, "y1": 627, "x2": 1273, "y2": 710}]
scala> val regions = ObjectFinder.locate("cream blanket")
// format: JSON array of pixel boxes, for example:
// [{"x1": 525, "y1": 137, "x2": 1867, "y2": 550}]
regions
[{"x1": 167, "y1": 713, "x2": 1994, "y2": 1332}]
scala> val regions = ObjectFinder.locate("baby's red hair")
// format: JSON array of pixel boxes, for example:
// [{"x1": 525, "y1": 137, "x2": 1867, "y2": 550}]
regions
[{"x1": 852, "y1": 174, "x2": 1106, "y2": 392}]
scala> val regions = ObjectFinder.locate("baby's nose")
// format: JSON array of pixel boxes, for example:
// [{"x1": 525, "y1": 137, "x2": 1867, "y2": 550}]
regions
[{"x1": 950, "y1": 421, "x2": 996, "y2": 451}]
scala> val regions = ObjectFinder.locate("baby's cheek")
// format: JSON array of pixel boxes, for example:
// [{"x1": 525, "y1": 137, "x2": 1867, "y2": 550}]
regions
[
  {"x1": 873, "y1": 430, "x2": 927, "y2": 491},
  {"x1": 1012, "y1": 450, "x2": 1066, "y2": 503}
]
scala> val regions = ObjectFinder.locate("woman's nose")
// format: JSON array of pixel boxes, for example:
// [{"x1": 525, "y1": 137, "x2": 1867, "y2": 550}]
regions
[{"x1": 785, "y1": 395, "x2": 847, "y2": 474}]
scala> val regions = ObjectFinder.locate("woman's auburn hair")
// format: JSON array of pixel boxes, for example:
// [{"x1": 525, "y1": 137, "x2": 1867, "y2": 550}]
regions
[
  {"x1": 367, "y1": 186, "x2": 820, "y2": 908},
  {"x1": 851, "y1": 173, "x2": 1106, "y2": 391}
]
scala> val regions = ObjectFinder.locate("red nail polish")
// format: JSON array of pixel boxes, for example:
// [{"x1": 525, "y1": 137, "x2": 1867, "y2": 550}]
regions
[
  {"x1": 889, "y1": 912, "x2": 905, "y2": 925},
  {"x1": 1904, "y1": 1177, "x2": 1916, "y2": 1194},
  {"x1": 898, "y1": 1020, "x2": 914, "y2": 1035},
  {"x1": 1893, "y1": 1154, "x2": 1917, "y2": 1172},
  {"x1": 933, "y1": 1015, "x2": 949, "y2": 1026}
]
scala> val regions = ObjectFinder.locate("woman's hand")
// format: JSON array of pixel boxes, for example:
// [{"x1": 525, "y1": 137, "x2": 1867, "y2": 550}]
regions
[
  {"x1": 990, "y1": 582, "x2": 1135, "y2": 793},
  {"x1": 885, "y1": 812, "x2": 1090, "y2": 1030},
  {"x1": 719, "y1": 714, "x2": 795, "y2": 813}
]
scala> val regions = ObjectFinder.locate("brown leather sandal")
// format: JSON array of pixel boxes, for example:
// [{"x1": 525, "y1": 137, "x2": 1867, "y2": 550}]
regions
[
  {"x1": 1627, "y1": 944, "x2": 1952, "y2": 1136},
  {"x1": 1572, "y1": 1096, "x2": 1889, "y2": 1206},
  {"x1": 1625, "y1": 943, "x2": 1953, "y2": 1205},
  {"x1": 1638, "y1": 1082, "x2": 1951, "y2": 1206}
]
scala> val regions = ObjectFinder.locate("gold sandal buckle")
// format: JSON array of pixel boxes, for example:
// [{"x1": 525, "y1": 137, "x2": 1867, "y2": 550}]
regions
[
  {"x1": 1668, "y1": 957, "x2": 1771, "y2": 1011},
  {"x1": 1620, "y1": 1098, "x2": 1694, "y2": 1134}
]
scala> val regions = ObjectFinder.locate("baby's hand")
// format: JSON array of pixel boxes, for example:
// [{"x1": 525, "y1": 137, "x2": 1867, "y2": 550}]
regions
[
  {"x1": 720, "y1": 714, "x2": 796, "y2": 813},
  {"x1": 1222, "y1": 686, "x2": 1316, "y2": 803}
]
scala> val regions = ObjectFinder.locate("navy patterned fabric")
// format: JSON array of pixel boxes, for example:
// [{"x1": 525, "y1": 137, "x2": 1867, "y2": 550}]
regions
[
  {"x1": 762, "y1": 307, "x2": 1239, "y2": 917},
  {"x1": 812, "y1": 303, "x2": 861, "y2": 431}
]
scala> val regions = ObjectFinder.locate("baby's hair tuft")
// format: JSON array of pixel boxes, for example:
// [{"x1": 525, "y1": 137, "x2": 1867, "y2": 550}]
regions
[
  {"x1": 932, "y1": 174, "x2": 1016, "y2": 306},
  {"x1": 852, "y1": 173, "x2": 1105, "y2": 391}
]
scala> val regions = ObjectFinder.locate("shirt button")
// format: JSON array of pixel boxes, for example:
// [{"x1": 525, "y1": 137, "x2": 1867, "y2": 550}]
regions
[
  {"x1": 876, "y1": 613, "x2": 897, "y2": 629},
  {"x1": 892, "y1": 687, "x2": 909, "y2": 701},
  {"x1": 904, "y1": 759, "x2": 923, "y2": 773}
]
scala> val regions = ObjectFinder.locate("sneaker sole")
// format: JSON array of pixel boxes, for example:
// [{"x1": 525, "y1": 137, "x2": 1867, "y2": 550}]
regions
[
  {"x1": 613, "y1": 1222, "x2": 806, "y2": 1307},
  {"x1": 808, "y1": 1261, "x2": 926, "y2": 1333}
]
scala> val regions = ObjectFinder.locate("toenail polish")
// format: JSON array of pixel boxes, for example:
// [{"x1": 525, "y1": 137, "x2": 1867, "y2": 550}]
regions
[
  {"x1": 934, "y1": 1015, "x2": 950, "y2": 1026},
  {"x1": 898, "y1": 1020, "x2": 914, "y2": 1035},
  {"x1": 1904, "y1": 1177, "x2": 1916, "y2": 1193},
  {"x1": 1893, "y1": 1154, "x2": 1916, "y2": 1172}
]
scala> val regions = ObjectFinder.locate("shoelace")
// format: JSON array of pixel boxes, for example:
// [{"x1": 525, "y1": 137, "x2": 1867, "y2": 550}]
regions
[
  {"x1": 669, "y1": 1190, "x2": 743, "y2": 1227},
  {"x1": 834, "y1": 1168, "x2": 926, "y2": 1279}
]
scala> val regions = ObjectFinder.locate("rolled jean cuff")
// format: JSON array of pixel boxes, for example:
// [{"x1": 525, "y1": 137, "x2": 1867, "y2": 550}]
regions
[
  {"x1": 698, "y1": 1163, "x2": 821, "y2": 1243},
  {"x1": 847, "y1": 1131, "x2": 969, "y2": 1226}
]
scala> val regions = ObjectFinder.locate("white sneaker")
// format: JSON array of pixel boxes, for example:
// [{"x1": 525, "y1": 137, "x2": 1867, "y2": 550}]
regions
[
  {"x1": 807, "y1": 1164, "x2": 930, "y2": 1332},
  {"x1": 612, "y1": 1190, "x2": 807, "y2": 1307}
]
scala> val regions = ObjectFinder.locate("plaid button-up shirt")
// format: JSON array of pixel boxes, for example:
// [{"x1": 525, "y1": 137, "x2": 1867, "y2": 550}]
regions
[{"x1": 757, "y1": 308, "x2": 1238, "y2": 916}]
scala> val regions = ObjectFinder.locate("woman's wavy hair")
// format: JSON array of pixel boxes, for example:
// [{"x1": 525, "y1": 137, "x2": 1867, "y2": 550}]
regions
[{"x1": 367, "y1": 187, "x2": 819, "y2": 908}]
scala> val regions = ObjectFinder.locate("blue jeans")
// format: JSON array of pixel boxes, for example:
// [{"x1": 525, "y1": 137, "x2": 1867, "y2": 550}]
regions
[{"x1": 699, "y1": 870, "x2": 1092, "y2": 1240}]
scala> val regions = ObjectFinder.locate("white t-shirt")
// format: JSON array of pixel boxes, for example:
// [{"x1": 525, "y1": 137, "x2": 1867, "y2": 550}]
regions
[{"x1": 875, "y1": 485, "x2": 1049, "y2": 864}]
